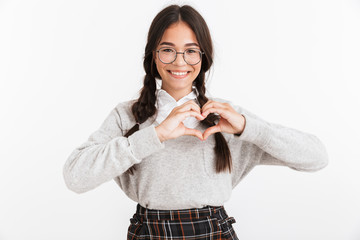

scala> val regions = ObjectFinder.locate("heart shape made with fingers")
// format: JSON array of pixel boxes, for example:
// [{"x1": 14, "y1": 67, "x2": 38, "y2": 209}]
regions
[
  {"x1": 155, "y1": 99, "x2": 246, "y2": 141},
  {"x1": 187, "y1": 110, "x2": 245, "y2": 141}
]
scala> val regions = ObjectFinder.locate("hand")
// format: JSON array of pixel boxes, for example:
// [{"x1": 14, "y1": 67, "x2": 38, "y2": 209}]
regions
[
  {"x1": 201, "y1": 100, "x2": 246, "y2": 140},
  {"x1": 155, "y1": 100, "x2": 206, "y2": 142}
]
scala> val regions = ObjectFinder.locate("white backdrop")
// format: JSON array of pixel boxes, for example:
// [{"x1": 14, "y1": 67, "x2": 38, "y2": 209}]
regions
[{"x1": 1, "y1": 0, "x2": 359, "y2": 239}]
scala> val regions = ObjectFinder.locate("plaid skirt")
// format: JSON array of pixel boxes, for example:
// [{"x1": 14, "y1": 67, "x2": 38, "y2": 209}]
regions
[{"x1": 127, "y1": 203, "x2": 239, "y2": 240}]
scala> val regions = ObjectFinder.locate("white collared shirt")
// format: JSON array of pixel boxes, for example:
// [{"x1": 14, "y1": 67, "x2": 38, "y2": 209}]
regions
[{"x1": 155, "y1": 86, "x2": 200, "y2": 128}]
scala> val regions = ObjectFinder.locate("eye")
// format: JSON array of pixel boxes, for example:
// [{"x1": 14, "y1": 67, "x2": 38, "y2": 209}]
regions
[
  {"x1": 161, "y1": 48, "x2": 175, "y2": 53},
  {"x1": 186, "y1": 49, "x2": 200, "y2": 54}
]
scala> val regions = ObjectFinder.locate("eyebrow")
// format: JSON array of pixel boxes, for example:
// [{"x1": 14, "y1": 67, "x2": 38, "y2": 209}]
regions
[{"x1": 159, "y1": 42, "x2": 199, "y2": 47}]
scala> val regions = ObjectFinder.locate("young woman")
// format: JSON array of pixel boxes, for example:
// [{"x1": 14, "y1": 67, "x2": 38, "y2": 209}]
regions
[{"x1": 63, "y1": 4, "x2": 329, "y2": 239}]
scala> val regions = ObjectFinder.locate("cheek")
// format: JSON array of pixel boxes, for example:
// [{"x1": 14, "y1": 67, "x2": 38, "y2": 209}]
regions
[
  {"x1": 155, "y1": 58, "x2": 166, "y2": 69},
  {"x1": 155, "y1": 59, "x2": 164, "y2": 72},
  {"x1": 194, "y1": 65, "x2": 201, "y2": 74},
  {"x1": 155, "y1": 61, "x2": 168, "y2": 79}
]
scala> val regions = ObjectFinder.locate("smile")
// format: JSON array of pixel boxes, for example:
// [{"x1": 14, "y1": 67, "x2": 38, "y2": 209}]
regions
[{"x1": 167, "y1": 70, "x2": 190, "y2": 78}]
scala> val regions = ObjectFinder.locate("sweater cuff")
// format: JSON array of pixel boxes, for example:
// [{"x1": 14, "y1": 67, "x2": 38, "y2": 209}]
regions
[
  {"x1": 232, "y1": 113, "x2": 271, "y2": 149},
  {"x1": 128, "y1": 125, "x2": 165, "y2": 160}
]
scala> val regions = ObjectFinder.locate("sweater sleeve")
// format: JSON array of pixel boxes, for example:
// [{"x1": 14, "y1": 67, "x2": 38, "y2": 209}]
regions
[
  {"x1": 63, "y1": 105, "x2": 165, "y2": 194},
  {"x1": 231, "y1": 103, "x2": 329, "y2": 172}
]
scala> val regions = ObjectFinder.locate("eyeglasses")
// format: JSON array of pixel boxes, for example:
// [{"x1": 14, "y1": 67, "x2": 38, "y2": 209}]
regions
[{"x1": 156, "y1": 47, "x2": 205, "y2": 65}]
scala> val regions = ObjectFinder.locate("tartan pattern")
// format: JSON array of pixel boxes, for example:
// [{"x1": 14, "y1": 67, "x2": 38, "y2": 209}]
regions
[{"x1": 127, "y1": 204, "x2": 239, "y2": 240}]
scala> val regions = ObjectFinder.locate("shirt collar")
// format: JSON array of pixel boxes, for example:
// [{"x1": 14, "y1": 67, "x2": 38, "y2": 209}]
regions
[
  {"x1": 154, "y1": 86, "x2": 200, "y2": 128},
  {"x1": 155, "y1": 85, "x2": 200, "y2": 108}
]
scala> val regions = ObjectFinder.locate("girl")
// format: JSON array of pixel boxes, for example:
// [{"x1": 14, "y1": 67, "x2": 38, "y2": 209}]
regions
[{"x1": 63, "y1": 4, "x2": 328, "y2": 239}]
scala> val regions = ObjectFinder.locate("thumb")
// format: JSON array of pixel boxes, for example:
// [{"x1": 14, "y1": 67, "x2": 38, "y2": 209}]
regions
[
  {"x1": 202, "y1": 125, "x2": 220, "y2": 140},
  {"x1": 184, "y1": 128, "x2": 204, "y2": 141}
]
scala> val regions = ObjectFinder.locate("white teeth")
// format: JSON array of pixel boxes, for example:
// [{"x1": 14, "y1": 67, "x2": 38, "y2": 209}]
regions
[{"x1": 171, "y1": 71, "x2": 188, "y2": 76}]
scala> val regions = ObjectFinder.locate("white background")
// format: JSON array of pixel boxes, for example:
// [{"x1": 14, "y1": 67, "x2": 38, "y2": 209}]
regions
[{"x1": 0, "y1": 0, "x2": 359, "y2": 239}]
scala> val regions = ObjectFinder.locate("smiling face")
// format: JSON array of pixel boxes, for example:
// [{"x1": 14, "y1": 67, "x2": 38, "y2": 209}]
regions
[{"x1": 154, "y1": 21, "x2": 202, "y2": 101}]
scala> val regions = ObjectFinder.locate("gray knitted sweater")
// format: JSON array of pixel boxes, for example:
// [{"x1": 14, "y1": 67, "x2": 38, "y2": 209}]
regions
[{"x1": 63, "y1": 97, "x2": 329, "y2": 210}]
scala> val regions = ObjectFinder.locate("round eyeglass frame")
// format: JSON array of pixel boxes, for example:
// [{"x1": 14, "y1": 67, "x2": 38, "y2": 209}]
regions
[{"x1": 155, "y1": 47, "x2": 205, "y2": 65}]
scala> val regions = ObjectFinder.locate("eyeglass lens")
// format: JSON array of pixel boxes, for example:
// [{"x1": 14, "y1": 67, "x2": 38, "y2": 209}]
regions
[{"x1": 158, "y1": 48, "x2": 202, "y2": 65}]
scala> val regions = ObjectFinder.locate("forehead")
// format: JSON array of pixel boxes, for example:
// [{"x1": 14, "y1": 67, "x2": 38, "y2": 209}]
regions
[{"x1": 159, "y1": 21, "x2": 199, "y2": 46}]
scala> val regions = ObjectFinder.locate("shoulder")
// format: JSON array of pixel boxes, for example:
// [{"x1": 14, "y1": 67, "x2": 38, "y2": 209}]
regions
[
  {"x1": 208, "y1": 96, "x2": 231, "y2": 104},
  {"x1": 113, "y1": 99, "x2": 137, "y2": 114},
  {"x1": 207, "y1": 96, "x2": 243, "y2": 112},
  {"x1": 109, "y1": 99, "x2": 138, "y2": 129}
]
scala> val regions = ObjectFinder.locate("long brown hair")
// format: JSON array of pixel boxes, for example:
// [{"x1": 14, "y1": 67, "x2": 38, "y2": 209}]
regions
[{"x1": 124, "y1": 4, "x2": 234, "y2": 175}]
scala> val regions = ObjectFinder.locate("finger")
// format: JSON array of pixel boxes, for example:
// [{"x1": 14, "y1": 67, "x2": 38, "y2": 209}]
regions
[
  {"x1": 202, "y1": 106, "x2": 229, "y2": 119},
  {"x1": 201, "y1": 100, "x2": 225, "y2": 112},
  {"x1": 201, "y1": 101, "x2": 226, "y2": 116},
  {"x1": 177, "y1": 109, "x2": 205, "y2": 121},
  {"x1": 184, "y1": 127, "x2": 204, "y2": 140},
  {"x1": 202, "y1": 125, "x2": 221, "y2": 140},
  {"x1": 201, "y1": 99, "x2": 213, "y2": 112},
  {"x1": 179, "y1": 100, "x2": 201, "y2": 114}
]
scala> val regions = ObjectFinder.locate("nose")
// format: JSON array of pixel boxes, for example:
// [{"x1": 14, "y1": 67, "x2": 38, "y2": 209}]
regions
[{"x1": 172, "y1": 52, "x2": 187, "y2": 66}]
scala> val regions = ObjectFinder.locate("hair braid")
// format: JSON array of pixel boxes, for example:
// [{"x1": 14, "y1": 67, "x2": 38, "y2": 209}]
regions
[
  {"x1": 124, "y1": 73, "x2": 157, "y2": 175},
  {"x1": 195, "y1": 74, "x2": 233, "y2": 174}
]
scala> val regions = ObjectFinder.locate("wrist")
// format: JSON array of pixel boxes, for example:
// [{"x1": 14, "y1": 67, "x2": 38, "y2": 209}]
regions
[
  {"x1": 234, "y1": 114, "x2": 246, "y2": 136},
  {"x1": 155, "y1": 126, "x2": 166, "y2": 142}
]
